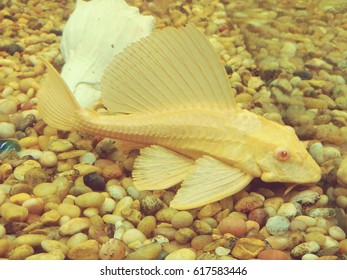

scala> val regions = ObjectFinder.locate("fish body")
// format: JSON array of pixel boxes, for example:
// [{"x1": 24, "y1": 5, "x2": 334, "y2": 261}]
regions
[{"x1": 38, "y1": 24, "x2": 321, "y2": 209}]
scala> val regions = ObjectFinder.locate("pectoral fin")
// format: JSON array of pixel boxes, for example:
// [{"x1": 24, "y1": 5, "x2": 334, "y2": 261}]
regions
[
  {"x1": 170, "y1": 156, "x2": 253, "y2": 210},
  {"x1": 132, "y1": 145, "x2": 194, "y2": 190}
]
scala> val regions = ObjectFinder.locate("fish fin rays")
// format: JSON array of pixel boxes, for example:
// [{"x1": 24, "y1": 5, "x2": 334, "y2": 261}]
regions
[
  {"x1": 101, "y1": 24, "x2": 236, "y2": 114},
  {"x1": 170, "y1": 156, "x2": 254, "y2": 210},
  {"x1": 37, "y1": 57, "x2": 80, "y2": 131},
  {"x1": 132, "y1": 145, "x2": 194, "y2": 190}
]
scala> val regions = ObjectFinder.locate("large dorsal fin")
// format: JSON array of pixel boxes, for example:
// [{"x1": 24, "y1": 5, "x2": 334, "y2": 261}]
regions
[{"x1": 100, "y1": 24, "x2": 236, "y2": 114}]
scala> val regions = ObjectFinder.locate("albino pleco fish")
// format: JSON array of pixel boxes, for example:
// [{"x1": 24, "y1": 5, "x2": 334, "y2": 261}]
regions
[{"x1": 38, "y1": 24, "x2": 321, "y2": 210}]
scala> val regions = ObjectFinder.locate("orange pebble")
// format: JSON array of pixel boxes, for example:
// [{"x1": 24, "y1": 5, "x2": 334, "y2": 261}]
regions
[
  {"x1": 218, "y1": 216, "x2": 247, "y2": 237},
  {"x1": 26, "y1": 213, "x2": 41, "y2": 224},
  {"x1": 257, "y1": 249, "x2": 290, "y2": 260}
]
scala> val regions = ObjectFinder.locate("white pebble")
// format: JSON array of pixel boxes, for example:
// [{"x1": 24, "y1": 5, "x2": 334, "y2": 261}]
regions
[
  {"x1": 107, "y1": 185, "x2": 127, "y2": 200},
  {"x1": 266, "y1": 215, "x2": 290, "y2": 235},
  {"x1": 79, "y1": 152, "x2": 97, "y2": 164},
  {"x1": 0, "y1": 122, "x2": 16, "y2": 139}
]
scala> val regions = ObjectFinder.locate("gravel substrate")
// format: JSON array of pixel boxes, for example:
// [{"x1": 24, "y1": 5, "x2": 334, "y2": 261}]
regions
[{"x1": 0, "y1": 0, "x2": 347, "y2": 260}]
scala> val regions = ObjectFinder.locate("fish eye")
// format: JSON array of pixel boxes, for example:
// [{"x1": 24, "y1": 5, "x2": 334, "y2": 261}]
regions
[{"x1": 275, "y1": 147, "x2": 290, "y2": 161}]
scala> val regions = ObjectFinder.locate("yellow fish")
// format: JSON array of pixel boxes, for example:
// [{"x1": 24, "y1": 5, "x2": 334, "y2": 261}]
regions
[{"x1": 38, "y1": 24, "x2": 321, "y2": 210}]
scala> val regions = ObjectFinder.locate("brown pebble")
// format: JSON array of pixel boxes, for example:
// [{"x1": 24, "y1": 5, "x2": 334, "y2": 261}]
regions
[
  {"x1": 235, "y1": 195, "x2": 264, "y2": 213},
  {"x1": 99, "y1": 239, "x2": 126, "y2": 260},
  {"x1": 248, "y1": 208, "x2": 269, "y2": 227},
  {"x1": 102, "y1": 164, "x2": 123, "y2": 179},
  {"x1": 141, "y1": 195, "x2": 164, "y2": 215}
]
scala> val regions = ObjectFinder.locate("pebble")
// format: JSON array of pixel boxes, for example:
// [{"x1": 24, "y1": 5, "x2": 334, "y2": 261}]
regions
[
  {"x1": 215, "y1": 246, "x2": 231, "y2": 256},
  {"x1": 0, "y1": 224, "x2": 6, "y2": 238},
  {"x1": 306, "y1": 208, "x2": 336, "y2": 218},
  {"x1": 79, "y1": 152, "x2": 97, "y2": 164},
  {"x1": 302, "y1": 253, "x2": 319, "y2": 260},
  {"x1": 57, "y1": 150, "x2": 87, "y2": 160},
  {"x1": 337, "y1": 157, "x2": 347, "y2": 187},
  {"x1": 0, "y1": 99, "x2": 17, "y2": 114},
  {"x1": 8, "y1": 244, "x2": 35, "y2": 260},
  {"x1": 305, "y1": 232, "x2": 326, "y2": 246},
  {"x1": 13, "y1": 160, "x2": 41, "y2": 181},
  {"x1": 198, "y1": 202, "x2": 222, "y2": 219},
  {"x1": 22, "y1": 197, "x2": 44, "y2": 215},
  {"x1": 59, "y1": 217, "x2": 91, "y2": 236},
  {"x1": 235, "y1": 195, "x2": 264, "y2": 213},
  {"x1": 102, "y1": 164, "x2": 123, "y2": 179},
  {"x1": 291, "y1": 241, "x2": 320, "y2": 258},
  {"x1": 99, "y1": 239, "x2": 126, "y2": 260},
  {"x1": 14, "y1": 234, "x2": 48, "y2": 247},
  {"x1": 0, "y1": 122, "x2": 16, "y2": 138},
  {"x1": 41, "y1": 240, "x2": 69, "y2": 255},
  {"x1": 231, "y1": 238, "x2": 266, "y2": 260},
  {"x1": 67, "y1": 240, "x2": 100, "y2": 260},
  {"x1": 175, "y1": 228, "x2": 196, "y2": 244},
  {"x1": 33, "y1": 182, "x2": 57, "y2": 196},
  {"x1": 39, "y1": 151, "x2": 58, "y2": 168},
  {"x1": 75, "y1": 192, "x2": 105, "y2": 208},
  {"x1": 126, "y1": 242, "x2": 162, "y2": 260},
  {"x1": 26, "y1": 250, "x2": 65, "y2": 260},
  {"x1": 114, "y1": 196, "x2": 133, "y2": 216},
  {"x1": 0, "y1": 239, "x2": 9, "y2": 257},
  {"x1": 156, "y1": 207, "x2": 178, "y2": 223},
  {"x1": 67, "y1": 233, "x2": 88, "y2": 248},
  {"x1": 328, "y1": 226, "x2": 346, "y2": 241},
  {"x1": 107, "y1": 185, "x2": 127, "y2": 200},
  {"x1": 153, "y1": 227, "x2": 177, "y2": 241},
  {"x1": 191, "y1": 235, "x2": 214, "y2": 251},
  {"x1": 141, "y1": 195, "x2": 164, "y2": 215},
  {"x1": 265, "y1": 236, "x2": 289, "y2": 250},
  {"x1": 0, "y1": 202, "x2": 28, "y2": 222},
  {"x1": 137, "y1": 216, "x2": 156, "y2": 237},
  {"x1": 263, "y1": 197, "x2": 283, "y2": 211},
  {"x1": 277, "y1": 202, "x2": 297, "y2": 219},
  {"x1": 193, "y1": 220, "x2": 213, "y2": 234},
  {"x1": 171, "y1": 211, "x2": 194, "y2": 229},
  {"x1": 266, "y1": 215, "x2": 290, "y2": 236},
  {"x1": 339, "y1": 239, "x2": 347, "y2": 254},
  {"x1": 257, "y1": 249, "x2": 290, "y2": 260},
  {"x1": 40, "y1": 209, "x2": 61, "y2": 226},
  {"x1": 24, "y1": 167, "x2": 48, "y2": 186},
  {"x1": 290, "y1": 190, "x2": 320, "y2": 205},
  {"x1": 165, "y1": 248, "x2": 196, "y2": 260},
  {"x1": 294, "y1": 215, "x2": 317, "y2": 227},
  {"x1": 9, "y1": 192, "x2": 31, "y2": 204},
  {"x1": 218, "y1": 216, "x2": 247, "y2": 237},
  {"x1": 122, "y1": 229, "x2": 146, "y2": 245},
  {"x1": 83, "y1": 172, "x2": 106, "y2": 191},
  {"x1": 47, "y1": 139, "x2": 73, "y2": 152}
]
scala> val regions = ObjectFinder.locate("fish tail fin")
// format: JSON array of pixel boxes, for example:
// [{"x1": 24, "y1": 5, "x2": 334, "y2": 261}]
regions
[{"x1": 38, "y1": 57, "x2": 81, "y2": 131}]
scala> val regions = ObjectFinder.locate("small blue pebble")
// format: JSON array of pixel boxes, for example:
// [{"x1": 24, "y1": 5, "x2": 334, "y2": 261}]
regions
[{"x1": 0, "y1": 140, "x2": 21, "y2": 153}]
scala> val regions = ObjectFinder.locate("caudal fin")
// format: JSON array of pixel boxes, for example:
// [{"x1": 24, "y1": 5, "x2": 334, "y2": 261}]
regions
[{"x1": 37, "y1": 58, "x2": 81, "y2": 131}]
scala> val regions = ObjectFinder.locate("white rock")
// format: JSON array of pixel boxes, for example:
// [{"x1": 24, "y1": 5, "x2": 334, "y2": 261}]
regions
[{"x1": 60, "y1": 0, "x2": 155, "y2": 108}]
